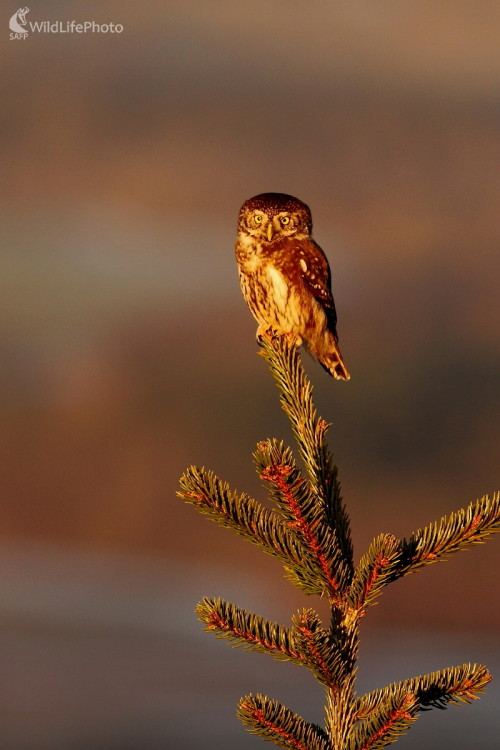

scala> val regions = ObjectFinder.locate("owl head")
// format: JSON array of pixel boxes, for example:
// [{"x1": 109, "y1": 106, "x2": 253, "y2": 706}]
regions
[{"x1": 237, "y1": 193, "x2": 312, "y2": 243}]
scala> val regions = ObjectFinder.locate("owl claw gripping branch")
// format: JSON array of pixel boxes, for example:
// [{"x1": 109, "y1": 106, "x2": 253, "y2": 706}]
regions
[{"x1": 235, "y1": 193, "x2": 350, "y2": 380}]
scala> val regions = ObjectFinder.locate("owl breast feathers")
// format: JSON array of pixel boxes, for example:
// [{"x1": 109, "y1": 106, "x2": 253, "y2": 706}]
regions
[{"x1": 235, "y1": 192, "x2": 350, "y2": 381}]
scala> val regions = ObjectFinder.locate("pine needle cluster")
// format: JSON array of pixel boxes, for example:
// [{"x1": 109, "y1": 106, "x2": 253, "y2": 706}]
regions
[{"x1": 178, "y1": 333, "x2": 499, "y2": 750}]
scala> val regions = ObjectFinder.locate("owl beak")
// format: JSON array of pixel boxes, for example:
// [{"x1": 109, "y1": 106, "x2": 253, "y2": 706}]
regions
[{"x1": 265, "y1": 223, "x2": 274, "y2": 242}]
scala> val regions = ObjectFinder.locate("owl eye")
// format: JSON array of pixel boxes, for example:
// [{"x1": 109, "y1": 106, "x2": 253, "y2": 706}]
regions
[
  {"x1": 280, "y1": 216, "x2": 290, "y2": 225},
  {"x1": 254, "y1": 215, "x2": 262, "y2": 224}
]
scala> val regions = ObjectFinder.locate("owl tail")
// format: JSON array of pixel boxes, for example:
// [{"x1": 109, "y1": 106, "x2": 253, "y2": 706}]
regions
[{"x1": 310, "y1": 331, "x2": 350, "y2": 381}]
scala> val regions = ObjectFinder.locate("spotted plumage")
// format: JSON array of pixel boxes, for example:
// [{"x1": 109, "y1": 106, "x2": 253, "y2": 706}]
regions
[{"x1": 235, "y1": 192, "x2": 350, "y2": 380}]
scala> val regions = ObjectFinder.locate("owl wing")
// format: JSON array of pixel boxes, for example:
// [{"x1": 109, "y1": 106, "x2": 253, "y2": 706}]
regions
[{"x1": 293, "y1": 238, "x2": 338, "y2": 337}]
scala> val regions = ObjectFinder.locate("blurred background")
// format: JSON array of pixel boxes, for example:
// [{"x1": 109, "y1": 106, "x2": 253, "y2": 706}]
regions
[{"x1": 1, "y1": 1, "x2": 499, "y2": 748}]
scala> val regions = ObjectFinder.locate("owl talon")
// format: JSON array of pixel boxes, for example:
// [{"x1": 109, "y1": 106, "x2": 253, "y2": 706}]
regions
[
  {"x1": 256, "y1": 329, "x2": 302, "y2": 349},
  {"x1": 256, "y1": 327, "x2": 278, "y2": 347}
]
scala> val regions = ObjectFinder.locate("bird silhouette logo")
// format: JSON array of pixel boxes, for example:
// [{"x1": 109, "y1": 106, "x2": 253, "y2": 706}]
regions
[{"x1": 9, "y1": 7, "x2": 30, "y2": 35}]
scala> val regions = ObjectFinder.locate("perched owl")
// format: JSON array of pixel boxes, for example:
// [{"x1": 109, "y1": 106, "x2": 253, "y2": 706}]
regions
[{"x1": 235, "y1": 193, "x2": 350, "y2": 380}]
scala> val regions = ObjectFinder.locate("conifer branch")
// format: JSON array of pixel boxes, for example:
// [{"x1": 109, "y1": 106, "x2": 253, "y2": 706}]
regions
[
  {"x1": 398, "y1": 492, "x2": 500, "y2": 577},
  {"x1": 258, "y1": 333, "x2": 353, "y2": 579},
  {"x1": 354, "y1": 663, "x2": 491, "y2": 719},
  {"x1": 348, "y1": 493, "x2": 500, "y2": 614},
  {"x1": 197, "y1": 595, "x2": 358, "y2": 690},
  {"x1": 349, "y1": 692, "x2": 418, "y2": 750},
  {"x1": 255, "y1": 438, "x2": 351, "y2": 597},
  {"x1": 291, "y1": 609, "x2": 354, "y2": 689},
  {"x1": 238, "y1": 693, "x2": 330, "y2": 750},
  {"x1": 325, "y1": 675, "x2": 358, "y2": 749},
  {"x1": 347, "y1": 534, "x2": 403, "y2": 615},
  {"x1": 196, "y1": 597, "x2": 307, "y2": 666},
  {"x1": 179, "y1": 466, "x2": 324, "y2": 595},
  {"x1": 179, "y1": 326, "x2": 498, "y2": 749}
]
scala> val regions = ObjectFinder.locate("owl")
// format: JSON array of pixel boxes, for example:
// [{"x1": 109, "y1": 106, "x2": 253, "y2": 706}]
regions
[{"x1": 235, "y1": 193, "x2": 350, "y2": 380}]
